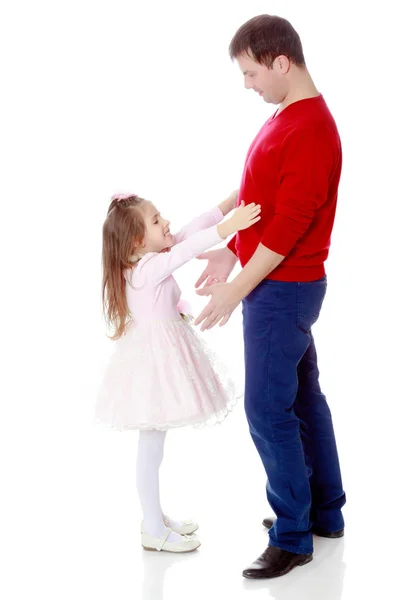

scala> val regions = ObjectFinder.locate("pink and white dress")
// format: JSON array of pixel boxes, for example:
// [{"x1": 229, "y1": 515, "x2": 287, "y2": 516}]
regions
[{"x1": 95, "y1": 207, "x2": 237, "y2": 431}]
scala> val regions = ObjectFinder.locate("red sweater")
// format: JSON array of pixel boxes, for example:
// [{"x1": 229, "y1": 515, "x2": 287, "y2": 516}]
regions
[{"x1": 228, "y1": 95, "x2": 342, "y2": 281}]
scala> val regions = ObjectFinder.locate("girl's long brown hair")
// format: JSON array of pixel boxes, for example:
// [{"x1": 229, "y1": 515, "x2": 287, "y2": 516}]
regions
[{"x1": 102, "y1": 195, "x2": 146, "y2": 340}]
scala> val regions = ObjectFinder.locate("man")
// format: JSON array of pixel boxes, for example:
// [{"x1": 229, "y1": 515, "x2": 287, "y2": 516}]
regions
[{"x1": 195, "y1": 15, "x2": 346, "y2": 579}]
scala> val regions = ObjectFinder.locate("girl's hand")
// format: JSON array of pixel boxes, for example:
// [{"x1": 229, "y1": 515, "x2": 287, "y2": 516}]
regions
[
  {"x1": 217, "y1": 201, "x2": 261, "y2": 239},
  {"x1": 230, "y1": 201, "x2": 261, "y2": 231}
]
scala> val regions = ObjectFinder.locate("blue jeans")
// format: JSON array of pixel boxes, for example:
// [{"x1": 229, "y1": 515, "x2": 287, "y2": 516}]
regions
[{"x1": 242, "y1": 277, "x2": 346, "y2": 554}]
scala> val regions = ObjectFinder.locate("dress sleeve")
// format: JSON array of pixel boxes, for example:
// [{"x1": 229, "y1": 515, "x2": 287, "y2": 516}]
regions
[
  {"x1": 134, "y1": 225, "x2": 224, "y2": 286},
  {"x1": 172, "y1": 207, "x2": 223, "y2": 244}
]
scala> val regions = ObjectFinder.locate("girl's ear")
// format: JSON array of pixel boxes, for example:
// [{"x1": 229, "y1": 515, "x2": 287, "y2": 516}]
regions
[{"x1": 132, "y1": 237, "x2": 145, "y2": 251}]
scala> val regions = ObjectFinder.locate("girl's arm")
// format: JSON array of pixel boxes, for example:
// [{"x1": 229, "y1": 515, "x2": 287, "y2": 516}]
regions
[
  {"x1": 173, "y1": 207, "x2": 223, "y2": 244},
  {"x1": 136, "y1": 225, "x2": 224, "y2": 286},
  {"x1": 173, "y1": 190, "x2": 238, "y2": 243},
  {"x1": 217, "y1": 189, "x2": 239, "y2": 216},
  {"x1": 135, "y1": 202, "x2": 260, "y2": 286}
]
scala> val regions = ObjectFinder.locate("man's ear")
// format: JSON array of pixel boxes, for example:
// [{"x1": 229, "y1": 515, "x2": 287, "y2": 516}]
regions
[{"x1": 275, "y1": 55, "x2": 290, "y2": 74}]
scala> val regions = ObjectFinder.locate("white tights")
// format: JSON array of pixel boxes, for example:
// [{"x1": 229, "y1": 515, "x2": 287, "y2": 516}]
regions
[{"x1": 136, "y1": 430, "x2": 182, "y2": 541}]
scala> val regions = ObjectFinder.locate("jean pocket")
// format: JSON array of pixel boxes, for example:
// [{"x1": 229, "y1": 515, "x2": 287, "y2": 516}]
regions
[{"x1": 296, "y1": 281, "x2": 327, "y2": 333}]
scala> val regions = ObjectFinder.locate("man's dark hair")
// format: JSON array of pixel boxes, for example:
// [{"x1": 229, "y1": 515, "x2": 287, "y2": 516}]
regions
[{"x1": 229, "y1": 15, "x2": 305, "y2": 68}]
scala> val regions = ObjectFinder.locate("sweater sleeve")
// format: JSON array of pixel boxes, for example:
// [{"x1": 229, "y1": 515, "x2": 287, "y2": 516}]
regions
[
  {"x1": 261, "y1": 126, "x2": 335, "y2": 256},
  {"x1": 173, "y1": 207, "x2": 224, "y2": 244},
  {"x1": 135, "y1": 225, "x2": 224, "y2": 286}
]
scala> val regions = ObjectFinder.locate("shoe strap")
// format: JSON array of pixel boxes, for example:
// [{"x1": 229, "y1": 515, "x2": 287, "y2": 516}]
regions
[{"x1": 156, "y1": 528, "x2": 172, "y2": 552}]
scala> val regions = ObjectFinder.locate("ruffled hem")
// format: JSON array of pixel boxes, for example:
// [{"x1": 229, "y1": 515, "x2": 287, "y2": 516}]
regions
[
  {"x1": 94, "y1": 392, "x2": 241, "y2": 432},
  {"x1": 95, "y1": 317, "x2": 242, "y2": 431}
]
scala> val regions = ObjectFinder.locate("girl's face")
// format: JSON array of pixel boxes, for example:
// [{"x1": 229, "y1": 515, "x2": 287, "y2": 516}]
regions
[{"x1": 140, "y1": 201, "x2": 173, "y2": 254}]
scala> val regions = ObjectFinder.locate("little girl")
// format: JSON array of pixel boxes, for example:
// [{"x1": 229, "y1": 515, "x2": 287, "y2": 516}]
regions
[{"x1": 96, "y1": 191, "x2": 260, "y2": 553}]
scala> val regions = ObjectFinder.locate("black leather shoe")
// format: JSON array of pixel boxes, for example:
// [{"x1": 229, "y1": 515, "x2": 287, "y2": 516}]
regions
[
  {"x1": 262, "y1": 517, "x2": 344, "y2": 538},
  {"x1": 311, "y1": 526, "x2": 344, "y2": 538},
  {"x1": 242, "y1": 546, "x2": 313, "y2": 579}
]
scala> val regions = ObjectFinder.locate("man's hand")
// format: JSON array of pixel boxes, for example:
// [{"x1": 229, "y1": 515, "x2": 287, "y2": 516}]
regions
[
  {"x1": 195, "y1": 247, "x2": 238, "y2": 289},
  {"x1": 195, "y1": 244, "x2": 286, "y2": 331},
  {"x1": 194, "y1": 282, "x2": 241, "y2": 331}
]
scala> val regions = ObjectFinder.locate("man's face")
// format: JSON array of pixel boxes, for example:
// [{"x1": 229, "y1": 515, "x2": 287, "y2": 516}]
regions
[{"x1": 236, "y1": 53, "x2": 288, "y2": 105}]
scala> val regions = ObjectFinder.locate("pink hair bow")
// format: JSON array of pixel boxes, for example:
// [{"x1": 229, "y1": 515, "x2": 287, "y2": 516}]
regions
[{"x1": 112, "y1": 193, "x2": 133, "y2": 202}]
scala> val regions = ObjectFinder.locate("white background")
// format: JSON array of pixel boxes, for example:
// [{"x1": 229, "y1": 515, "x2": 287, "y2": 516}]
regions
[{"x1": 1, "y1": 1, "x2": 399, "y2": 598}]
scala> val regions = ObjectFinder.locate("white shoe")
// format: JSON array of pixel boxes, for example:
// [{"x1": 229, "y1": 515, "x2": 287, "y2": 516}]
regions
[
  {"x1": 141, "y1": 527, "x2": 201, "y2": 553},
  {"x1": 163, "y1": 516, "x2": 199, "y2": 535}
]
